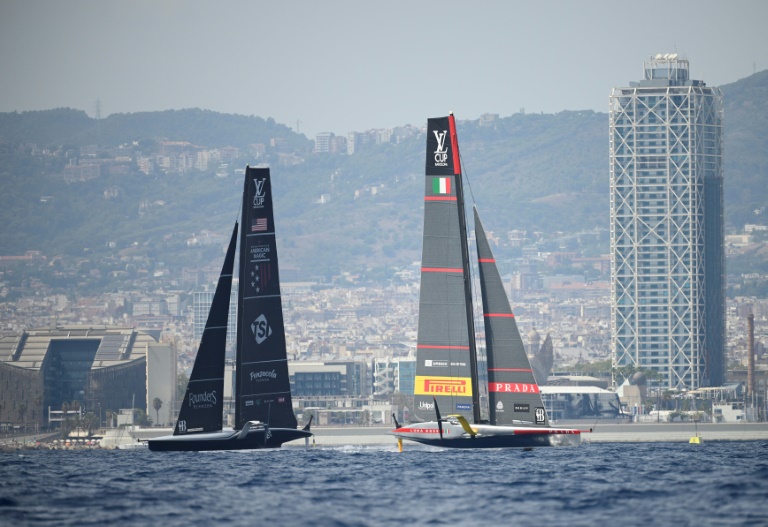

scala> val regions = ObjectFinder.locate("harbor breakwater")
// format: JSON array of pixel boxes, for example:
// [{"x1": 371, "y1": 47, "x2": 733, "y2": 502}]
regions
[{"x1": 4, "y1": 423, "x2": 768, "y2": 451}]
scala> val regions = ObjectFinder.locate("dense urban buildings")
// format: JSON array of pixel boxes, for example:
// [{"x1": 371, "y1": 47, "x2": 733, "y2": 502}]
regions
[{"x1": 609, "y1": 54, "x2": 725, "y2": 390}]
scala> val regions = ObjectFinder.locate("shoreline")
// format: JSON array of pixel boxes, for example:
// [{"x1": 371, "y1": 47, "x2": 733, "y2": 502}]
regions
[
  {"x1": 301, "y1": 422, "x2": 768, "y2": 447},
  {"x1": 4, "y1": 423, "x2": 767, "y2": 451}
]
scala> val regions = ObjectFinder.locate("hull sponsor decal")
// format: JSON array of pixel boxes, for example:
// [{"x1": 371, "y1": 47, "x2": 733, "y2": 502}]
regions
[
  {"x1": 488, "y1": 382, "x2": 539, "y2": 393},
  {"x1": 415, "y1": 376, "x2": 472, "y2": 396}
]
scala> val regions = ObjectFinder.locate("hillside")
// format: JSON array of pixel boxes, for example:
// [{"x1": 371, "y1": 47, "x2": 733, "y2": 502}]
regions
[{"x1": 0, "y1": 71, "x2": 766, "y2": 283}]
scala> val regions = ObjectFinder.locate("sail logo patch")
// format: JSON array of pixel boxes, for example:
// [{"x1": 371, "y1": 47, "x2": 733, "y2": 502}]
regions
[
  {"x1": 513, "y1": 403, "x2": 529, "y2": 413},
  {"x1": 489, "y1": 382, "x2": 540, "y2": 393},
  {"x1": 535, "y1": 407, "x2": 546, "y2": 424},
  {"x1": 432, "y1": 177, "x2": 451, "y2": 194},
  {"x1": 433, "y1": 130, "x2": 449, "y2": 166},
  {"x1": 251, "y1": 314, "x2": 272, "y2": 344},
  {"x1": 189, "y1": 390, "x2": 217, "y2": 408},
  {"x1": 418, "y1": 400, "x2": 434, "y2": 410},
  {"x1": 415, "y1": 376, "x2": 472, "y2": 396},
  {"x1": 250, "y1": 243, "x2": 271, "y2": 261},
  {"x1": 249, "y1": 262, "x2": 271, "y2": 293},
  {"x1": 252, "y1": 218, "x2": 268, "y2": 232},
  {"x1": 424, "y1": 359, "x2": 447, "y2": 367},
  {"x1": 253, "y1": 178, "x2": 267, "y2": 208},
  {"x1": 250, "y1": 369, "x2": 277, "y2": 382},
  {"x1": 496, "y1": 401, "x2": 504, "y2": 413}
]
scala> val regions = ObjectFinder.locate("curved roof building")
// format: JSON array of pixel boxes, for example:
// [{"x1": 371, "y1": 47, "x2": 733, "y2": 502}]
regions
[{"x1": 0, "y1": 326, "x2": 168, "y2": 430}]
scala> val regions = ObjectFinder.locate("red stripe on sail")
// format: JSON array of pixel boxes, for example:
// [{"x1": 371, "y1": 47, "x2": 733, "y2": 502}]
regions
[
  {"x1": 425, "y1": 196, "x2": 457, "y2": 201},
  {"x1": 417, "y1": 344, "x2": 470, "y2": 350},
  {"x1": 478, "y1": 258, "x2": 495, "y2": 263},
  {"x1": 484, "y1": 313, "x2": 515, "y2": 318},
  {"x1": 421, "y1": 267, "x2": 463, "y2": 273},
  {"x1": 448, "y1": 114, "x2": 461, "y2": 175}
]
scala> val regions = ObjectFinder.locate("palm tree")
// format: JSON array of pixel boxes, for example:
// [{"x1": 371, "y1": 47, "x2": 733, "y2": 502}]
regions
[
  {"x1": 133, "y1": 408, "x2": 152, "y2": 427},
  {"x1": 152, "y1": 398, "x2": 163, "y2": 426}
]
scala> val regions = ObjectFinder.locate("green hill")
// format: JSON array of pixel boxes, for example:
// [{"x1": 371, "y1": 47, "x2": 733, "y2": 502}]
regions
[{"x1": 0, "y1": 71, "x2": 766, "y2": 284}]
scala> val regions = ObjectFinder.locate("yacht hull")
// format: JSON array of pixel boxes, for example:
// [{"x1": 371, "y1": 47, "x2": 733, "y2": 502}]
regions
[
  {"x1": 391, "y1": 421, "x2": 582, "y2": 449},
  {"x1": 147, "y1": 427, "x2": 312, "y2": 452}
]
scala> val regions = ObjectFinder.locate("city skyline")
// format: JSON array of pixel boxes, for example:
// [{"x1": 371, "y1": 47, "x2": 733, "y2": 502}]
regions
[{"x1": 1, "y1": 1, "x2": 767, "y2": 139}]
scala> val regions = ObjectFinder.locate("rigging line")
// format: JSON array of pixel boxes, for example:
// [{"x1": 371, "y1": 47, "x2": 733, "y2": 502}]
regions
[
  {"x1": 459, "y1": 156, "x2": 490, "y2": 421},
  {"x1": 468, "y1": 204, "x2": 484, "y2": 389},
  {"x1": 459, "y1": 149, "x2": 476, "y2": 206}
]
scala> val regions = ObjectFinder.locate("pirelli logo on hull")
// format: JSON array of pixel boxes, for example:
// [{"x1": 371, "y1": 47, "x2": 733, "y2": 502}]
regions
[{"x1": 415, "y1": 376, "x2": 473, "y2": 396}]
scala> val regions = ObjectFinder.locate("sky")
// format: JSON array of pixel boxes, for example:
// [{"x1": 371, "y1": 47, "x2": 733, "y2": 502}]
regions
[{"x1": 1, "y1": 0, "x2": 767, "y2": 139}]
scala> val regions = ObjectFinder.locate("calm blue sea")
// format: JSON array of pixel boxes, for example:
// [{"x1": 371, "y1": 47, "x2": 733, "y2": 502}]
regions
[{"x1": 2, "y1": 441, "x2": 767, "y2": 527}]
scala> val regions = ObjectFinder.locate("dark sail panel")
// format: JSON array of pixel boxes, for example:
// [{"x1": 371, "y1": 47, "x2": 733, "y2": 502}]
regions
[
  {"x1": 175, "y1": 222, "x2": 238, "y2": 435},
  {"x1": 414, "y1": 115, "x2": 478, "y2": 422},
  {"x1": 474, "y1": 208, "x2": 549, "y2": 427},
  {"x1": 235, "y1": 167, "x2": 297, "y2": 430}
]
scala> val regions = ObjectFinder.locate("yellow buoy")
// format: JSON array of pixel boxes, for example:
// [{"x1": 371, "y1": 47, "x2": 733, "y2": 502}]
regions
[
  {"x1": 397, "y1": 438, "x2": 403, "y2": 452},
  {"x1": 689, "y1": 435, "x2": 702, "y2": 444}
]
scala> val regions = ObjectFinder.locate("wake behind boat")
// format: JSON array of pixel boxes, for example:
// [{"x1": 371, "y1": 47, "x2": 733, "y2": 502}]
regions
[
  {"x1": 391, "y1": 114, "x2": 584, "y2": 449},
  {"x1": 149, "y1": 166, "x2": 311, "y2": 452}
]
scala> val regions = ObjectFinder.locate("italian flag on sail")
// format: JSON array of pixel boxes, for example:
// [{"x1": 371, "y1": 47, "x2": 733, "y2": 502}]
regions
[{"x1": 433, "y1": 177, "x2": 451, "y2": 195}]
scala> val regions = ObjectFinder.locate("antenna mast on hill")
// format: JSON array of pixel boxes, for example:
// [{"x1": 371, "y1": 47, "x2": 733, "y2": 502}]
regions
[{"x1": 95, "y1": 98, "x2": 102, "y2": 145}]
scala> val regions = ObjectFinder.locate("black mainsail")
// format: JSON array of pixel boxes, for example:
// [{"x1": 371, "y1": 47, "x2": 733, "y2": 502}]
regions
[
  {"x1": 474, "y1": 207, "x2": 549, "y2": 427},
  {"x1": 174, "y1": 223, "x2": 238, "y2": 435},
  {"x1": 148, "y1": 166, "x2": 310, "y2": 451},
  {"x1": 414, "y1": 114, "x2": 480, "y2": 423},
  {"x1": 235, "y1": 166, "x2": 297, "y2": 430}
]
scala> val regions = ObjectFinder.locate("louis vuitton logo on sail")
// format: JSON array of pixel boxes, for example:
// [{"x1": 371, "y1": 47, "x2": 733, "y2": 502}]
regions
[
  {"x1": 433, "y1": 129, "x2": 448, "y2": 166},
  {"x1": 253, "y1": 178, "x2": 267, "y2": 208}
]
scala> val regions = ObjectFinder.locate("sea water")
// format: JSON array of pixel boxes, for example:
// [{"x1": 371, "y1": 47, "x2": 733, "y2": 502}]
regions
[{"x1": 2, "y1": 441, "x2": 767, "y2": 526}]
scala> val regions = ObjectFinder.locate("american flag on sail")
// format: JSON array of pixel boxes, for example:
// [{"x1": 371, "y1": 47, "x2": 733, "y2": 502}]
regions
[
  {"x1": 259, "y1": 262, "x2": 272, "y2": 290},
  {"x1": 252, "y1": 218, "x2": 267, "y2": 232}
]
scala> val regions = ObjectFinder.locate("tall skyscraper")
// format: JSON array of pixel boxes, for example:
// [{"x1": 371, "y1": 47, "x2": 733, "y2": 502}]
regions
[
  {"x1": 192, "y1": 287, "x2": 238, "y2": 346},
  {"x1": 609, "y1": 54, "x2": 724, "y2": 390}
]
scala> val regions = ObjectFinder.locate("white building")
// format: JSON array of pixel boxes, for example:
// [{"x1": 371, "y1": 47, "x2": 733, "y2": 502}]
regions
[{"x1": 609, "y1": 54, "x2": 725, "y2": 390}]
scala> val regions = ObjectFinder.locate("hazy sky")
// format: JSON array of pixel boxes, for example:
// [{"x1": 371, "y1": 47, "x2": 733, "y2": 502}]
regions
[{"x1": 2, "y1": 0, "x2": 767, "y2": 138}]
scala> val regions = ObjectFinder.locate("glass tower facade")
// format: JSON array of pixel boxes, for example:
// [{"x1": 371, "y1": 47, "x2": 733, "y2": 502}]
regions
[
  {"x1": 192, "y1": 287, "x2": 237, "y2": 345},
  {"x1": 609, "y1": 54, "x2": 725, "y2": 390}
]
